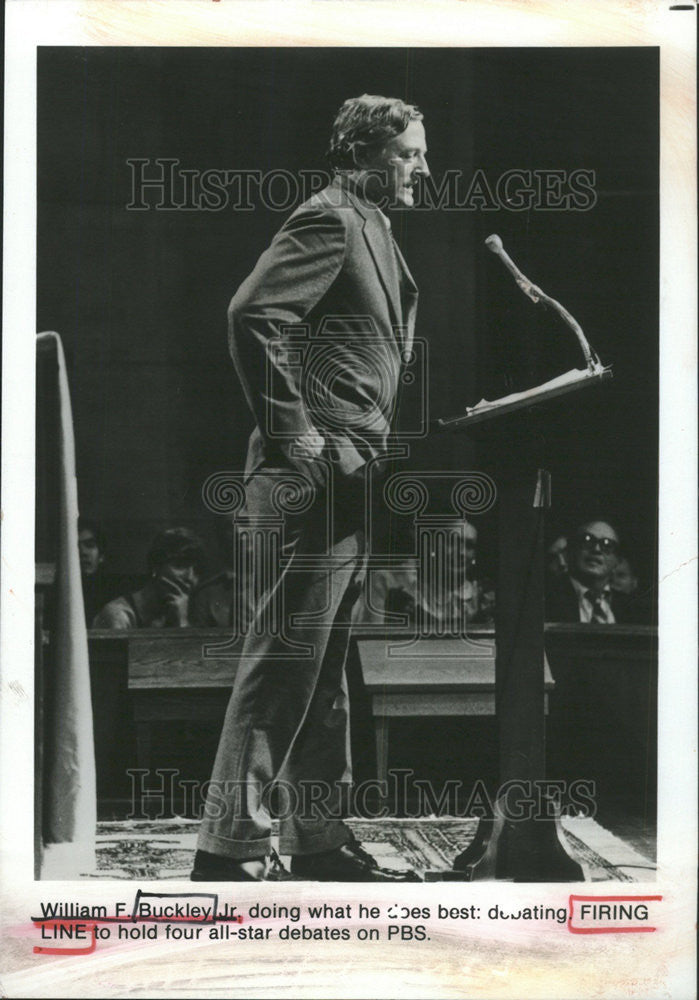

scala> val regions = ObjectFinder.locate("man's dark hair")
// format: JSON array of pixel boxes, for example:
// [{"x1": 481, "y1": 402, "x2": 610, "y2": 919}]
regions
[
  {"x1": 147, "y1": 527, "x2": 207, "y2": 575},
  {"x1": 326, "y1": 94, "x2": 423, "y2": 171}
]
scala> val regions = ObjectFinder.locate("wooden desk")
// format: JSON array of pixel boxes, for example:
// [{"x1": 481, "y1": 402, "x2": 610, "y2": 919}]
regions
[
  {"x1": 88, "y1": 630, "x2": 554, "y2": 781},
  {"x1": 544, "y1": 624, "x2": 658, "y2": 799},
  {"x1": 87, "y1": 626, "x2": 655, "y2": 798},
  {"x1": 355, "y1": 635, "x2": 554, "y2": 788},
  {"x1": 88, "y1": 630, "x2": 244, "y2": 773},
  {"x1": 126, "y1": 631, "x2": 244, "y2": 688}
]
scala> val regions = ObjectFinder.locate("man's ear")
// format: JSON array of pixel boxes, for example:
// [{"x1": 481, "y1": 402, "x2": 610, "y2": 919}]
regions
[{"x1": 351, "y1": 141, "x2": 376, "y2": 170}]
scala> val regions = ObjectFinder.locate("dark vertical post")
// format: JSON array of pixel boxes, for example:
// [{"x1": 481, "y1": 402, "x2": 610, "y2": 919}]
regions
[
  {"x1": 430, "y1": 382, "x2": 613, "y2": 883},
  {"x1": 457, "y1": 465, "x2": 583, "y2": 881},
  {"x1": 496, "y1": 470, "x2": 548, "y2": 787}
]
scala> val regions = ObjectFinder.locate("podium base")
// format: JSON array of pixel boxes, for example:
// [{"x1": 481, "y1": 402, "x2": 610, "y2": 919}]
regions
[{"x1": 425, "y1": 804, "x2": 585, "y2": 883}]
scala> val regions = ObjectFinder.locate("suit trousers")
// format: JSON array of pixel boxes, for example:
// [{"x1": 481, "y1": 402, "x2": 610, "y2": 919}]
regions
[{"x1": 196, "y1": 465, "x2": 367, "y2": 859}]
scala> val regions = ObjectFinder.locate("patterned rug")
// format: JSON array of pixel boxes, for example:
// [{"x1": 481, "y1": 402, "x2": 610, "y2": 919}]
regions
[{"x1": 84, "y1": 816, "x2": 654, "y2": 882}]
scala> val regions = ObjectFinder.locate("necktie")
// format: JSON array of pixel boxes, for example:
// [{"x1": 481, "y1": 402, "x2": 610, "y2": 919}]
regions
[{"x1": 586, "y1": 590, "x2": 609, "y2": 624}]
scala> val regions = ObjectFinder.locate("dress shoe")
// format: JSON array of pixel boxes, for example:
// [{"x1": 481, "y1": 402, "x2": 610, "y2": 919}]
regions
[
  {"x1": 191, "y1": 848, "x2": 300, "y2": 882},
  {"x1": 291, "y1": 835, "x2": 421, "y2": 882}
]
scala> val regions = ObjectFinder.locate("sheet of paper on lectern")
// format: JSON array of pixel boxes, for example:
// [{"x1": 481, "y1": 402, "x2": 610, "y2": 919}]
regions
[{"x1": 468, "y1": 364, "x2": 610, "y2": 411}]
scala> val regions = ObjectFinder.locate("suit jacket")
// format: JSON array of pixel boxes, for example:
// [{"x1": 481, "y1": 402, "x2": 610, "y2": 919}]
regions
[
  {"x1": 228, "y1": 174, "x2": 419, "y2": 479},
  {"x1": 545, "y1": 575, "x2": 652, "y2": 625}
]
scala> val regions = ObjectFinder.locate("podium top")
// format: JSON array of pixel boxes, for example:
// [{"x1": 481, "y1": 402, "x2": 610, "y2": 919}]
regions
[{"x1": 435, "y1": 364, "x2": 612, "y2": 432}]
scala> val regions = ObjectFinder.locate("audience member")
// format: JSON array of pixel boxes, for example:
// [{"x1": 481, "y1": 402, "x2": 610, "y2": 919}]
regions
[
  {"x1": 190, "y1": 520, "x2": 253, "y2": 630},
  {"x1": 611, "y1": 556, "x2": 639, "y2": 596},
  {"x1": 355, "y1": 519, "x2": 493, "y2": 630},
  {"x1": 546, "y1": 519, "x2": 647, "y2": 624},
  {"x1": 77, "y1": 517, "x2": 119, "y2": 625},
  {"x1": 93, "y1": 527, "x2": 206, "y2": 628},
  {"x1": 546, "y1": 535, "x2": 569, "y2": 582}
]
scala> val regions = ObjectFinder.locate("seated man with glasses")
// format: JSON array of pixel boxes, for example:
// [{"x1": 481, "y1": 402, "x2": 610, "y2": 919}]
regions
[{"x1": 545, "y1": 519, "x2": 648, "y2": 625}]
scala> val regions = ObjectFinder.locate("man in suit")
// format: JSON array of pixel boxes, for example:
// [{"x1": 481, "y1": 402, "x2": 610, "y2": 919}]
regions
[
  {"x1": 545, "y1": 519, "x2": 649, "y2": 625},
  {"x1": 192, "y1": 95, "x2": 428, "y2": 882}
]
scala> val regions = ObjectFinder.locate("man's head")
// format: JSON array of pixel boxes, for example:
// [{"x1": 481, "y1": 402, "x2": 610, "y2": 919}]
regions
[
  {"x1": 78, "y1": 517, "x2": 105, "y2": 577},
  {"x1": 148, "y1": 527, "x2": 207, "y2": 593},
  {"x1": 568, "y1": 520, "x2": 620, "y2": 591},
  {"x1": 611, "y1": 557, "x2": 638, "y2": 595},
  {"x1": 444, "y1": 518, "x2": 478, "y2": 581},
  {"x1": 327, "y1": 94, "x2": 429, "y2": 208},
  {"x1": 547, "y1": 535, "x2": 568, "y2": 580}
]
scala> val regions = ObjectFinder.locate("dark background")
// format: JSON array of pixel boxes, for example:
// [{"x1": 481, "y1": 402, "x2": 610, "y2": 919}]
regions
[{"x1": 37, "y1": 46, "x2": 659, "y2": 588}]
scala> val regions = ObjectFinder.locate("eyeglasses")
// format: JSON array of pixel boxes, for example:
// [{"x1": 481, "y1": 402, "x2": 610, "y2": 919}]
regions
[{"x1": 576, "y1": 532, "x2": 619, "y2": 556}]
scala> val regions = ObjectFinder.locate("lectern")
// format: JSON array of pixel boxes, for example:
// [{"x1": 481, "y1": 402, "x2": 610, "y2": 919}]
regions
[{"x1": 429, "y1": 236, "x2": 612, "y2": 882}]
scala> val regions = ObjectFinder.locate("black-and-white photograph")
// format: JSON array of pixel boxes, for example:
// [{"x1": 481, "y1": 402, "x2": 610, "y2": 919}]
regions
[
  {"x1": 2, "y1": 0, "x2": 697, "y2": 993},
  {"x1": 34, "y1": 44, "x2": 660, "y2": 887}
]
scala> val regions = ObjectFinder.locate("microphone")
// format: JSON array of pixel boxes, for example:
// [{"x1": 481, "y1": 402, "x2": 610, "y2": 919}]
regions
[
  {"x1": 484, "y1": 234, "x2": 600, "y2": 371},
  {"x1": 484, "y1": 234, "x2": 503, "y2": 253},
  {"x1": 485, "y1": 233, "x2": 540, "y2": 301}
]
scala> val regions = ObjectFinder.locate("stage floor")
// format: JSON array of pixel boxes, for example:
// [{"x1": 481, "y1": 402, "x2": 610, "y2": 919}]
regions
[{"x1": 70, "y1": 813, "x2": 655, "y2": 882}]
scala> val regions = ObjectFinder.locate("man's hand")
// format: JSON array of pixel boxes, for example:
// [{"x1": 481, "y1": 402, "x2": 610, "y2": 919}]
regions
[
  {"x1": 280, "y1": 430, "x2": 326, "y2": 488},
  {"x1": 283, "y1": 429, "x2": 325, "y2": 460},
  {"x1": 158, "y1": 574, "x2": 196, "y2": 627}
]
